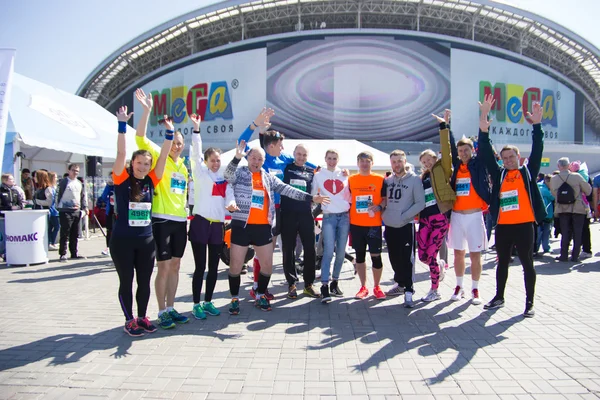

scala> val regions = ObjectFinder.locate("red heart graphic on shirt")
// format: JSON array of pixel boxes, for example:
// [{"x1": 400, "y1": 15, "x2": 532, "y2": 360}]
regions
[{"x1": 323, "y1": 179, "x2": 344, "y2": 195}]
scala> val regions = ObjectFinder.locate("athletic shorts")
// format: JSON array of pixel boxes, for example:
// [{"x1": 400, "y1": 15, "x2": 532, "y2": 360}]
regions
[
  {"x1": 188, "y1": 215, "x2": 224, "y2": 245},
  {"x1": 271, "y1": 206, "x2": 281, "y2": 236},
  {"x1": 349, "y1": 224, "x2": 382, "y2": 254},
  {"x1": 152, "y1": 218, "x2": 188, "y2": 261},
  {"x1": 231, "y1": 221, "x2": 272, "y2": 247},
  {"x1": 447, "y1": 211, "x2": 487, "y2": 252}
]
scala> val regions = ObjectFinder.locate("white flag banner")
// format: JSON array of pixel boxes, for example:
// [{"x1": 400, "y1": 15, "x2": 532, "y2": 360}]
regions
[{"x1": 0, "y1": 49, "x2": 16, "y2": 172}]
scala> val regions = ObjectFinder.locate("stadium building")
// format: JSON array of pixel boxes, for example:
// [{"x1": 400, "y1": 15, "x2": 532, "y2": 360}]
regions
[{"x1": 77, "y1": 0, "x2": 600, "y2": 171}]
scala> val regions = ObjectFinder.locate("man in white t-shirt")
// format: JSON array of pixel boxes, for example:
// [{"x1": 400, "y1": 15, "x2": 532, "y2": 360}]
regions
[{"x1": 312, "y1": 149, "x2": 351, "y2": 302}]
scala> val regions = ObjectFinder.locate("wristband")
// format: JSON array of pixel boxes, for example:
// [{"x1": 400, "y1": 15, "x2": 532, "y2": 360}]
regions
[
  {"x1": 251, "y1": 121, "x2": 257, "y2": 127},
  {"x1": 193, "y1": 129, "x2": 200, "y2": 133},
  {"x1": 118, "y1": 121, "x2": 127, "y2": 134},
  {"x1": 165, "y1": 129, "x2": 174, "y2": 140}
]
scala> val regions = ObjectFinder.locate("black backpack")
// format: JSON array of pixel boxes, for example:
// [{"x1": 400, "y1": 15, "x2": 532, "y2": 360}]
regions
[{"x1": 556, "y1": 175, "x2": 576, "y2": 205}]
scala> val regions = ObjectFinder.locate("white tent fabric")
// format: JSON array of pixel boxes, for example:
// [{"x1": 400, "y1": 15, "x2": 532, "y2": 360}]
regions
[
  {"x1": 218, "y1": 139, "x2": 393, "y2": 172},
  {"x1": 6, "y1": 73, "x2": 137, "y2": 165}
]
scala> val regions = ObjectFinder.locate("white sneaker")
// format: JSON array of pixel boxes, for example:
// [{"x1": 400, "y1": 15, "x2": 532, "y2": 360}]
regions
[
  {"x1": 580, "y1": 252, "x2": 592, "y2": 260},
  {"x1": 471, "y1": 289, "x2": 482, "y2": 305},
  {"x1": 450, "y1": 286, "x2": 464, "y2": 301},
  {"x1": 404, "y1": 291, "x2": 414, "y2": 308},
  {"x1": 438, "y1": 260, "x2": 446, "y2": 282},
  {"x1": 421, "y1": 289, "x2": 441, "y2": 302},
  {"x1": 48, "y1": 244, "x2": 58, "y2": 251},
  {"x1": 101, "y1": 248, "x2": 110, "y2": 256}
]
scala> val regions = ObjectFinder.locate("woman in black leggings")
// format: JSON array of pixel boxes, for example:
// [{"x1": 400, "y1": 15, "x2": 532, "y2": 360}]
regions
[{"x1": 110, "y1": 104, "x2": 172, "y2": 337}]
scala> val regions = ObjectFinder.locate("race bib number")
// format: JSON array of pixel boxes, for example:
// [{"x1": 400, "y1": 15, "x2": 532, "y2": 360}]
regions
[
  {"x1": 128, "y1": 202, "x2": 151, "y2": 227},
  {"x1": 170, "y1": 172, "x2": 186, "y2": 195},
  {"x1": 355, "y1": 195, "x2": 372, "y2": 214},
  {"x1": 424, "y1": 187, "x2": 437, "y2": 207},
  {"x1": 290, "y1": 179, "x2": 307, "y2": 192},
  {"x1": 268, "y1": 168, "x2": 283, "y2": 179},
  {"x1": 251, "y1": 189, "x2": 265, "y2": 210},
  {"x1": 456, "y1": 178, "x2": 471, "y2": 197},
  {"x1": 500, "y1": 190, "x2": 519, "y2": 212}
]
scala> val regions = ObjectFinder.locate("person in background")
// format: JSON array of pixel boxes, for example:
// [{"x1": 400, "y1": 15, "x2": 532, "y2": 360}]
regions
[
  {"x1": 187, "y1": 176, "x2": 195, "y2": 216},
  {"x1": 56, "y1": 164, "x2": 88, "y2": 262},
  {"x1": 593, "y1": 173, "x2": 600, "y2": 223},
  {"x1": 47, "y1": 172, "x2": 60, "y2": 250},
  {"x1": 21, "y1": 168, "x2": 34, "y2": 201},
  {"x1": 32, "y1": 170, "x2": 57, "y2": 249},
  {"x1": 534, "y1": 174, "x2": 554, "y2": 257},
  {"x1": 0, "y1": 173, "x2": 24, "y2": 259},
  {"x1": 98, "y1": 177, "x2": 115, "y2": 256}
]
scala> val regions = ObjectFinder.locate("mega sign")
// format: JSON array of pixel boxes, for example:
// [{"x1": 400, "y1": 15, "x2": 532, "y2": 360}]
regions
[{"x1": 149, "y1": 81, "x2": 234, "y2": 127}]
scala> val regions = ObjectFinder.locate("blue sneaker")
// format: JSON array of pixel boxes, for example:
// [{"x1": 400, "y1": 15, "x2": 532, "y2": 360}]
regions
[
  {"x1": 255, "y1": 295, "x2": 272, "y2": 312},
  {"x1": 168, "y1": 308, "x2": 189, "y2": 324},
  {"x1": 229, "y1": 298, "x2": 240, "y2": 315},
  {"x1": 158, "y1": 312, "x2": 176, "y2": 329},
  {"x1": 124, "y1": 319, "x2": 144, "y2": 337},
  {"x1": 202, "y1": 301, "x2": 221, "y2": 316},
  {"x1": 192, "y1": 304, "x2": 206, "y2": 320}
]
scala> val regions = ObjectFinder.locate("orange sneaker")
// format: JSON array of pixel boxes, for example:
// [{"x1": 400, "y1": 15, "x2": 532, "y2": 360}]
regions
[
  {"x1": 373, "y1": 286, "x2": 386, "y2": 300},
  {"x1": 355, "y1": 286, "x2": 369, "y2": 299}
]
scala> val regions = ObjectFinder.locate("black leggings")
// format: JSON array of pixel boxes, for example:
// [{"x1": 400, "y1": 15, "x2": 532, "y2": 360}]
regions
[
  {"x1": 110, "y1": 235, "x2": 156, "y2": 321},
  {"x1": 494, "y1": 223, "x2": 536, "y2": 304},
  {"x1": 191, "y1": 242, "x2": 222, "y2": 303}
]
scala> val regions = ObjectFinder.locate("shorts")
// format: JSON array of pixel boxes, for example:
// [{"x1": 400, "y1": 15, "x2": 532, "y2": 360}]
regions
[
  {"x1": 231, "y1": 221, "x2": 273, "y2": 247},
  {"x1": 188, "y1": 215, "x2": 224, "y2": 245},
  {"x1": 272, "y1": 206, "x2": 281, "y2": 236},
  {"x1": 152, "y1": 218, "x2": 188, "y2": 261},
  {"x1": 447, "y1": 211, "x2": 487, "y2": 252},
  {"x1": 349, "y1": 224, "x2": 382, "y2": 254}
]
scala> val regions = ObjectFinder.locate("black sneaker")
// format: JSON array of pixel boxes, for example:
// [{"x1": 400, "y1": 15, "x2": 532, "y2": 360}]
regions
[
  {"x1": 321, "y1": 284, "x2": 331, "y2": 303},
  {"x1": 483, "y1": 297, "x2": 505, "y2": 310},
  {"x1": 287, "y1": 284, "x2": 298, "y2": 299},
  {"x1": 523, "y1": 302, "x2": 535, "y2": 318},
  {"x1": 330, "y1": 280, "x2": 344, "y2": 297},
  {"x1": 70, "y1": 255, "x2": 87, "y2": 260},
  {"x1": 555, "y1": 256, "x2": 568, "y2": 262}
]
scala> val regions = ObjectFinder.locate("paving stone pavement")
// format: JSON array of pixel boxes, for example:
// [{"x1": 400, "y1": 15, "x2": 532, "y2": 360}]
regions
[{"x1": 1, "y1": 223, "x2": 600, "y2": 400}]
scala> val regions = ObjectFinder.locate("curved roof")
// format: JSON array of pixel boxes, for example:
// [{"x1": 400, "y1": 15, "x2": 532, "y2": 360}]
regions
[{"x1": 77, "y1": 0, "x2": 600, "y2": 132}]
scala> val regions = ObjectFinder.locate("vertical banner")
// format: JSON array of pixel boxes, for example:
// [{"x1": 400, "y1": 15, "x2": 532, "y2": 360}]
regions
[{"x1": 0, "y1": 49, "x2": 16, "y2": 173}]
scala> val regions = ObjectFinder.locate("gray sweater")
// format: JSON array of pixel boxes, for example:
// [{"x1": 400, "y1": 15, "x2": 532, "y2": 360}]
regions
[
  {"x1": 224, "y1": 157, "x2": 313, "y2": 226},
  {"x1": 382, "y1": 171, "x2": 425, "y2": 228}
]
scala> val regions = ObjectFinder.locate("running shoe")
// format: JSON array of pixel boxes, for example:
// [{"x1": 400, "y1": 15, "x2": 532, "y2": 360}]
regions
[
  {"x1": 136, "y1": 317, "x2": 157, "y2": 333},
  {"x1": 355, "y1": 286, "x2": 369, "y2": 299},
  {"x1": 101, "y1": 248, "x2": 110, "y2": 256},
  {"x1": 192, "y1": 304, "x2": 207, "y2": 320},
  {"x1": 438, "y1": 260, "x2": 446, "y2": 282},
  {"x1": 250, "y1": 288, "x2": 257, "y2": 300},
  {"x1": 168, "y1": 308, "x2": 189, "y2": 324},
  {"x1": 70, "y1": 254, "x2": 87, "y2": 260},
  {"x1": 580, "y1": 252, "x2": 592, "y2": 260},
  {"x1": 373, "y1": 286, "x2": 386, "y2": 300},
  {"x1": 386, "y1": 283, "x2": 404, "y2": 296},
  {"x1": 202, "y1": 301, "x2": 221, "y2": 316},
  {"x1": 421, "y1": 289, "x2": 441, "y2": 302},
  {"x1": 330, "y1": 280, "x2": 344, "y2": 297},
  {"x1": 48, "y1": 244, "x2": 58, "y2": 251},
  {"x1": 450, "y1": 286, "x2": 464, "y2": 301},
  {"x1": 404, "y1": 292, "x2": 415, "y2": 308},
  {"x1": 523, "y1": 302, "x2": 535, "y2": 318},
  {"x1": 158, "y1": 312, "x2": 176, "y2": 329},
  {"x1": 287, "y1": 284, "x2": 298, "y2": 299},
  {"x1": 483, "y1": 297, "x2": 505, "y2": 310},
  {"x1": 471, "y1": 289, "x2": 482, "y2": 305},
  {"x1": 124, "y1": 319, "x2": 145, "y2": 337},
  {"x1": 264, "y1": 288, "x2": 275, "y2": 301},
  {"x1": 59, "y1": 255, "x2": 68, "y2": 263},
  {"x1": 241, "y1": 264, "x2": 248, "y2": 274},
  {"x1": 255, "y1": 295, "x2": 272, "y2": 311},
  {"x1": 320, "y1": 284, "x2": 331, "y2": 303},
  {"x1": 229, "y1": 298, "x2": 240, "y2": 315},
  {"x1": 303, "y1": 285, "x2": 321, "y2": 298}
]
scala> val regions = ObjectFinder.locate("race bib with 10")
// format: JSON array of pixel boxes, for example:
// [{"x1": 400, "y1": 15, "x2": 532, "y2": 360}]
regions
[{"x1": 128, "y1": 202, "x2": 151, "y2": 227}]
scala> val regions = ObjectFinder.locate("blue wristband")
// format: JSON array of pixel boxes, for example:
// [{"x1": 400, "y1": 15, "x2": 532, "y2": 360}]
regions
[
  {"x1": 165, "y1": 129, "x2": 174, "y2": 140},
  {"x1": 118, "y1": 121, "x2": 127, "y2": 134}
]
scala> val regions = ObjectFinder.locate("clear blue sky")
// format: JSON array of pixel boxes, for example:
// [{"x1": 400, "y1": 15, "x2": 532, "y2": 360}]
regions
[{"x1": 1, "y1": 0, "x2": 598, "y2": 94}]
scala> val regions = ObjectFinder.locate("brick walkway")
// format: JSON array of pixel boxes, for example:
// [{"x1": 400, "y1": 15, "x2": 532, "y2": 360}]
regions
[{"x1": 1, "y1": 223, "x2": 600, "y2": 399}]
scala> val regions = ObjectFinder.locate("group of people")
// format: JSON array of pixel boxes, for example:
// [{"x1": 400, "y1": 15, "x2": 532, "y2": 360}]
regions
[{"x1": 109, "y1": 88, "x2": 595, "y2": 337}]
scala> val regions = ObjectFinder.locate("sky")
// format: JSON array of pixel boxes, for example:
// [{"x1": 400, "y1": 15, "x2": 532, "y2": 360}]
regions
[{"x1": 1, "y1": 0, "x2": 598, "y2": 94}]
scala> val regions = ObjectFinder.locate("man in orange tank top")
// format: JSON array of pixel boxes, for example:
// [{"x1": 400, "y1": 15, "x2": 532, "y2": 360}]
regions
[{"x1": 477, "y1": 95, "x2": 547, "y2": 318}]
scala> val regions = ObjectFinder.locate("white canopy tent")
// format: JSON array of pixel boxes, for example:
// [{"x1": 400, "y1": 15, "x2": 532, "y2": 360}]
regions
[
  {"x1": 3, "y1": 73, "x2": 137, "y2": 178},
  {"x1": 218, "y1": 139, "x2": 394, "y2": 173}
]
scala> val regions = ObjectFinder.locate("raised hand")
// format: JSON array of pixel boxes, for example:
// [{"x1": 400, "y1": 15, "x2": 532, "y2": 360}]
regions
[
  {"x1": 526, "y1": 102, "x2": 543, "y2": 125},
  {"x1": 478, "y1": 94, "x2": 495, "y2": 132},
  {"x1": 443, "y1": 109, "x2": 451, "y2": 124},
  {"x1": 116, "y1": 106, "x2": 133, "y2": 122},
  {"x1": 235, "y1": 140, "x2": 247, "y2": 159},
  {"x1": 135, "y1": 88, "x2": 153, "y2": 112},
  {"x1": 313, "y1": 194, "x2": 331, "y2": 205},
  {"x1": 259, "y1": 122, "x2": 272, "y2": 134},
  {"x1": 159, "y1": 115, "x2": 174, "y2": 131},
  {"x1": 190, "y1": 113, "x2": 201, "y2": 131},
  {"x1": 254, "y1": 107, "x2": 275, "y2": 128}
]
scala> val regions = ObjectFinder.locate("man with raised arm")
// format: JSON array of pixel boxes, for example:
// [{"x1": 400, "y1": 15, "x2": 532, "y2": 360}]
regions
[{"x1": 478, "y1": 95, "x2": 546, "y2": 318}]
